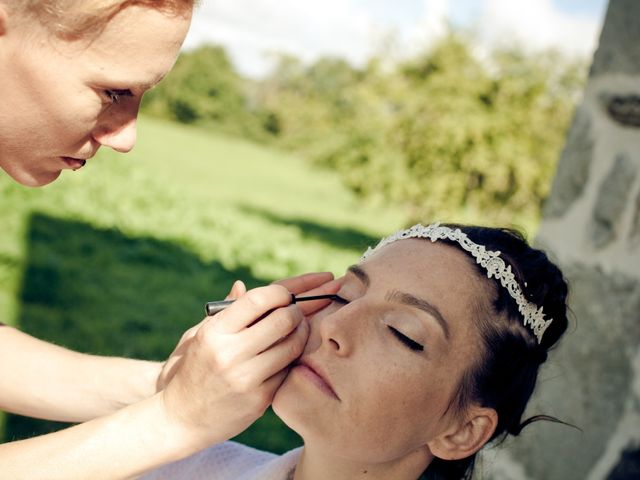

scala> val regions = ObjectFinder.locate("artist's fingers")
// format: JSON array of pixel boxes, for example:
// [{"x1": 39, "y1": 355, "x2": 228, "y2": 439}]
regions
[
  {"x1": 225, "y1": 280, "x2": 247, "y2": 300},
  {"x1": 262, "y1": 369, "x2": 289, "y2": 394},
  {"x1": 240, "y1": 304, "x2": 306, "y2": 355},
  {"x1": 258, "y1": 369, "x2": 290, "y2": 404},
  {"x1": 212, "y1": 285, "x2": 293, "y2": 334},
  {"x1": 297, "y1": 278, "x2": 344, "y2": 315},
  {"x1": 240, "y1": 318, "x2": 309, "y2": 381},
  {"x1": 245, "y1": 369, "x2": 290, "y2": 415},
  {"x1": 274, "y1": 272, "x2": 334, "y2": 295},
  {"x1": 176, "y1": 317, "x2": 208, "y2": 346}
]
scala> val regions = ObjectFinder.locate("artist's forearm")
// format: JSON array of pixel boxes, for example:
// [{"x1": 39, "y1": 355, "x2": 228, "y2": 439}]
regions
[
  {"x1": 0, "y1": 393, "x2": 206, "y2": 480},
  {"x1": 0, "y1": 326, "x2": 162, "y2": 421}
]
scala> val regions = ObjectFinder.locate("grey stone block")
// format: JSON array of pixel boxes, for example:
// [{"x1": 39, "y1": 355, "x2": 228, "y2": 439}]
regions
[
  {"x1": 604, "y1": 95, "x2": 640, "y2": 128},
  {"x1": 590, "y1": 0, "x2": 640, "y2": 77},
  {"x1": 632, "y1": 189, "x2": 640, "y2": 243},
  {"x1": 544, "y1": 107, "x2": 594, "y2": 218},
  {"x1": 591, "y1": 153, "x2": 637, "y2": 248},
  {"x1": 505, "y1": 264, "x2": 640, "y2": 480}
]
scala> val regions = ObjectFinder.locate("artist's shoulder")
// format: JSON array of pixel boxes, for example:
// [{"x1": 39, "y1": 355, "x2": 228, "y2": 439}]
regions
[{"x1": 140, "y1": 441, "x2": 301, "y2": 480}]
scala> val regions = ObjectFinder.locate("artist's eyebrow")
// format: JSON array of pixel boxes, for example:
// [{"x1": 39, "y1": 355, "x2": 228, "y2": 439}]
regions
[
  {"x1": 386, "y1": 290, "x2": 451, "y2": 341},
  {"x1": 132, "y1": 82, "x2": 157, "y2": 92},
  {"x1": 347, "y1": 264, "x2": 370, "y2": 287},
  {"x1": 101, "y1": 78, "x2": 159, "y2": 94}
]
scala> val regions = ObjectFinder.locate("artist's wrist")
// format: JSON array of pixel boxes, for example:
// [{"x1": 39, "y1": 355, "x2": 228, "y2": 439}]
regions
[
  {"x1": 135, "y1": 359, "x2": 164, "y2": 398},
  {"x1": 93, "y1": 392, "x2": 217, "y2": 476},
  {"x1": 110, "y1": 358, "x2": 164, "y2": 408},
  {"x1": 154, "y1": 391, "x2": 224, "y2": 455}
]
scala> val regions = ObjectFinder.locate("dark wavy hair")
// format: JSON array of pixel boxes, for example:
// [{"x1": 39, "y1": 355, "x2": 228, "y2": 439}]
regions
[{"x1": 420, "y1": 224, "x2": 571, "y2": 480}]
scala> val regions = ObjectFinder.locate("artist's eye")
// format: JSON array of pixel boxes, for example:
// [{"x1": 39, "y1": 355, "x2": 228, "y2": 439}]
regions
[
  {"x1": 388, "y1": 326, "x2": 424, "y2": 351},
  {"x1": 103, "y1": 89, "x2": 133, "y2": 104}
]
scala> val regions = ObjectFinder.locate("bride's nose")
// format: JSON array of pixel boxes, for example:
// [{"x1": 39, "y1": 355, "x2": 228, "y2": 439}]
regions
[{"x1": 317, "y1": 302, "x2": 364, "y2": 357}]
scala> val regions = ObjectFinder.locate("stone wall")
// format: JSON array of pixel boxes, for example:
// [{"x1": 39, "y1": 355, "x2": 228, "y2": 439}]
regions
[{"x1": 483, "y1": 1, "x2": 640, "y2": 479}]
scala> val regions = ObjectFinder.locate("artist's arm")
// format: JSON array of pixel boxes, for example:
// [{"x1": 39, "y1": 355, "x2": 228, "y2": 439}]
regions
[
  {"x1": 0, "y1": 392, "x2": 206, "y2": 480},
  {"x1": 0, "y1": 327, "x2": 161, "y2": 422},
  {"x1": 0, "y1": 274, "x2": 339, "y2": 480},
  {"x1": 0, "y1": 272, "x2": 336, "y2": 422}
]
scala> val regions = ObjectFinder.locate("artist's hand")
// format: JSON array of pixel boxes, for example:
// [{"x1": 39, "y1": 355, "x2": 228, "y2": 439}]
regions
[
  {"x1": 156, "y1": 280, "x2": 247, "y2": 391},
  {"x1": 158, "y1": 283, "x2": 311, "y2": 447},
  {"x1": 274, "y1": 271, "x2": 342, "y2": 316},
  {"x1": 156, "y1": 272, "x2": 338, "y2": 392}
]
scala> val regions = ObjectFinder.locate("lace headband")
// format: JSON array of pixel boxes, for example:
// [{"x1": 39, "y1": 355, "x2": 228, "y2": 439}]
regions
[{"x1": 361, "y1": 223, "x2": 552, "y2": 344}]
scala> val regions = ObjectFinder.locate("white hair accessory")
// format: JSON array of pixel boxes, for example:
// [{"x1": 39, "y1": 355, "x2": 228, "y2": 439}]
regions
[{"x1": 361, "y1": 223, "x2": 552, "y2": 344}]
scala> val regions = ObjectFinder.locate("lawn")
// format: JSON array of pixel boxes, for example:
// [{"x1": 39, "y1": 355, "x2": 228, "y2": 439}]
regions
[{"x1": 0, "y1": 116, "x2": 405, "y2": 450}]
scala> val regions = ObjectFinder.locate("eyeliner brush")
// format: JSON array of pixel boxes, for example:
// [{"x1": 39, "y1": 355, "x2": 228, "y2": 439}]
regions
[{"x1": 205, "y1": 293, "x2": 343, "y2": 317}]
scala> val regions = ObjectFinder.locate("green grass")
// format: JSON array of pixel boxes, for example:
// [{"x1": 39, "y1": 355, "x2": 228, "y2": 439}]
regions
[{"x1": 0, "y1": 116, "x2": 405, "y2": 449}]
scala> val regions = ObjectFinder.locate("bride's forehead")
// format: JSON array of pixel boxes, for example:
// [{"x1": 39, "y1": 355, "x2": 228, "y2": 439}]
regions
[
  {"x1": 362, "y1": 238, "x2": 473, "y2": 271},
  {"x1": 360, "y1": 238, "x2": 481, "y2": 291}
]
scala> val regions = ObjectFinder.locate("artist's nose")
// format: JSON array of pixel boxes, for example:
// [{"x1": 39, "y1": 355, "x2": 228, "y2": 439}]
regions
[{"x1": 92, "y1": 101, "x2": 140, "y2": 153}]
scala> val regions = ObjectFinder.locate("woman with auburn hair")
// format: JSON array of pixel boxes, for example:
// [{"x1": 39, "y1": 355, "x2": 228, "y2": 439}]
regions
[
  {"x1": 0, "y1": 2, "x2": 334, "y2": 478},
  {"x1": 143, "y1": 223, "x2": 571, "y2": 480}
]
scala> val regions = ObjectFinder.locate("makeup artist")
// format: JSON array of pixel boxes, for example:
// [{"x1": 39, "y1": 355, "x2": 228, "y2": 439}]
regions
[{"x1": 0, "y1": 2, "x2": 336, "y2": 478}]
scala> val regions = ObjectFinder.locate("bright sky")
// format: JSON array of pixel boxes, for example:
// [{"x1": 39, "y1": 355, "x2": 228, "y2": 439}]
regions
[{"x1": 184, "y1": 0, "x2": 609, "y2": 78}]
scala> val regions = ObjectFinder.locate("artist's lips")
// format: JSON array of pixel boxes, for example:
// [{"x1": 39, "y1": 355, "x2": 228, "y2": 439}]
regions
[
  {"x1": 61, "y1": 156, "x2": 87, "y2": 170},
  {"x1": 294, "y1": 357, "x2": 340, "y2": 400}
]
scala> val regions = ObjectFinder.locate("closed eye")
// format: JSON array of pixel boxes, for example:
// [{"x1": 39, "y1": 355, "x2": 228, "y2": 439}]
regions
[
  {"x1": 388, "y1": 326, "x2": 424, "y2": 351},
  {"x1": 331, "y1": 295, "x2": 348, "y2": 305}
]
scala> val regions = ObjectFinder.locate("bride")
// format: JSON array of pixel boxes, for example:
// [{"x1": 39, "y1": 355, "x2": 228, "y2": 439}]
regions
[{"x1": 142, "y1": 223, "x2": 570, "y2": 480}]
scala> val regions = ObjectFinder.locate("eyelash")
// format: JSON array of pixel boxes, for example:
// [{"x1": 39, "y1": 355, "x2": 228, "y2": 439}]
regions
[
  {"x1": 330, "y1": 295, "x2": 423, "y2": 352},
  {"x1": 388, "y1": 326, "x2": 424, "y2": 351},
  {"x1": 104, "y1": 90, "x2": 121, "y2": 104},
  {"x1": 103, "y1": 89, "x2": 132, "y2": 104},
  {"x1": 331, "y1": 295, "x2": 348, "y2": 305}
]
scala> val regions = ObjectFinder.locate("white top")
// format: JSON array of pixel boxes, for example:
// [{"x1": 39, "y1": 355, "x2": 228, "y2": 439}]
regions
[{"x1": 140, "y1": 441, "x2": 301, "y2": 480}]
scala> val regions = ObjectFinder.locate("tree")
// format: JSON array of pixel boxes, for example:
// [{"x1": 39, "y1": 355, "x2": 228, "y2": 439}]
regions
[
  {"x1": 295, "y1": 34, "x2": 585, "y2": 226},
  {"x1": 142, "y1": 46, "x2": 247, "y2": 126}
]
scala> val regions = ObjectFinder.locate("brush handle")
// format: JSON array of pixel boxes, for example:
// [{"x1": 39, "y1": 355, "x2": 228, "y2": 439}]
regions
[{"x1": 204, "y1": 293, "x2": 339, "y2": 316}]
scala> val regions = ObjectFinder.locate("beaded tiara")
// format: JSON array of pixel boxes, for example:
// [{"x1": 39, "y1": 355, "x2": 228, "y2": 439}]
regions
[{"x1": 361, "y1": 223, "x2": 552, "y2": 344}]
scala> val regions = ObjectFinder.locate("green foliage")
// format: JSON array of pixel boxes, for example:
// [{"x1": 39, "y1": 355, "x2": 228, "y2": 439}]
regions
[
  {"x1": 0, "y1": 116, "x2": 402, "y2": 448},
  {"x1": 139, "y1": 31, "x2": 586, "y2": 227},
  {"x1": 260, "y1": 33, "x2": 585, "y2": 226},
  {"x1": 141, "y1": 46, "x2": 267, "y2": 139}
]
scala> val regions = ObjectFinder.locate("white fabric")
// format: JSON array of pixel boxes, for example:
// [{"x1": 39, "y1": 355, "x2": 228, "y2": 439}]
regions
[{"x1": 140, "y1": 441, "x2": 301, "y2": 480}]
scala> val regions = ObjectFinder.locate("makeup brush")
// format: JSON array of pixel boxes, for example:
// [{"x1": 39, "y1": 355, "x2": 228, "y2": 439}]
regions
[{"x1": 205, "y1": 293, "x2": 345, "y2": 316}]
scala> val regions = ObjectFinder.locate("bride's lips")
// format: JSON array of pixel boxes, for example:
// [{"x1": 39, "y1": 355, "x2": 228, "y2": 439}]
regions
[
  {"x1": 61, "y1": 157, "x2": 87, "y2": 170},
  {"x1": 294, "y1": 357, "x2": 340, "y2": 400}
]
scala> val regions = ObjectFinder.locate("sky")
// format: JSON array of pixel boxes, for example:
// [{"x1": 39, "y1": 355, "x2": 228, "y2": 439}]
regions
[{"x1": 183, "y1": 0, "x2": 610, "y2": 78}]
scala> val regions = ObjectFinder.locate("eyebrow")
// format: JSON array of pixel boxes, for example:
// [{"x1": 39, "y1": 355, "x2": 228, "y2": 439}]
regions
[
  {"x1": 102, "y1": 79, "x2": 157, "y2": 94},
  {"x1": 132, "y1": 82, "x2": 156, "y2": 92},
  {"x1": 386, "y1": 290, "x2": 451, "y2": 341},
  {"x1": 347, "y1": 264, "x2": 450, "y2": 341},
  {"x1": 347, "y1": 264, "x2": 370, "y2": 287}
]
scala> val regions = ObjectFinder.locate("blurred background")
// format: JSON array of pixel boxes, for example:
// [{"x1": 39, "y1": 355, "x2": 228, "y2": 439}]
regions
[{"x1": 0, "y1": 0, "x2": 620, "y2": 475}]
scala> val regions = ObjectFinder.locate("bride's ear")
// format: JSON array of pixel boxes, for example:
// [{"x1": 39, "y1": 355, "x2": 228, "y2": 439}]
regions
[{"x1": 427, "y1": 406, "x2": 498, "y2": 460}]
